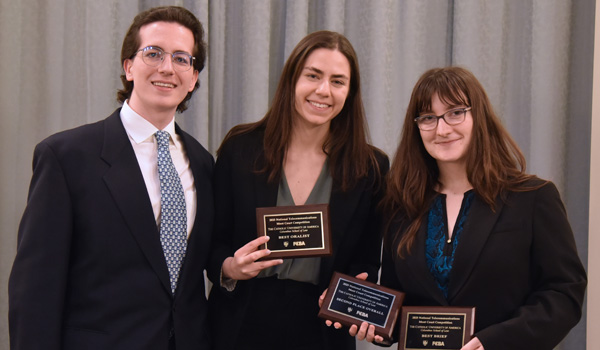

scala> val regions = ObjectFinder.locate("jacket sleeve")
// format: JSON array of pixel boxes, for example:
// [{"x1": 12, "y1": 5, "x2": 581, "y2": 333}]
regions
[
  {"x1": 346, "y1": 151, "x2": 390, "y2": 282},
  {"x1": 9, "y1": 141, "x2": 74, "y2": 350},
  {"x1": 475, "y1": 182, "x2": 587, "y2": 350},
  {"x1": 206, "y1": 139, "x2": 236, "y2": 288},
  {"x1": 375, "y1": 220, "x2": 406, "y2": 347}
]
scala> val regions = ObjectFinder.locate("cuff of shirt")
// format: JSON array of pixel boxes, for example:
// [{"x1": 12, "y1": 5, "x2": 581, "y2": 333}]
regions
[{"x1": 220, "y1": 268, "x2": 237, "y2": 292}]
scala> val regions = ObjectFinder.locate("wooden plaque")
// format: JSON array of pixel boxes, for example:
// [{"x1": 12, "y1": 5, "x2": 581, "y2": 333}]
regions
[
  {"x1": 318, "y1": 272, "x2": 405, "y2": 340},
  {"x1": 398, "y1": 306, "x2": 475, "y2": 350},
  {"x1": 256, "y1": 204, "x2": 332, "y2": 259}
]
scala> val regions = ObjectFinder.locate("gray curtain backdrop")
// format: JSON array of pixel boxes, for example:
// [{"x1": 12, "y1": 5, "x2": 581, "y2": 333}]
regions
[{"x1": 0, "y1": 1, "x2": 593, "y2": 349}]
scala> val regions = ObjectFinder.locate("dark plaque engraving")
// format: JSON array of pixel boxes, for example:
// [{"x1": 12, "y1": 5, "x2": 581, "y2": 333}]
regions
[
  {"x1": 256, "y1": 204, "x2": 331, "y2": 259},
  {"x1": 398, "y1": 306, "x2": 475, "y2": 350},
  {"x1": 318, "y1": 272, "x2": 405, "y2": 340}
]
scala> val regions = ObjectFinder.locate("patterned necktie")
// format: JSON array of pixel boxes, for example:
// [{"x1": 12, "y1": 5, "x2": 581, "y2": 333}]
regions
[{"x1": 155, "y1": 130, "x2": 187, "y2": 294}]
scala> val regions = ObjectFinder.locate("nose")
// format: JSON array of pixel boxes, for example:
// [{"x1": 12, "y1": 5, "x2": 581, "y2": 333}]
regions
[
  {"x1": 158, "y1": 55, "x2": 175, "y2": 73},
  {"x1": 436, "y1": 117, "x2": 452, "y2": 135},
  {"x1": 315, "y1": 80, "x2": 330, "y2": 96}
]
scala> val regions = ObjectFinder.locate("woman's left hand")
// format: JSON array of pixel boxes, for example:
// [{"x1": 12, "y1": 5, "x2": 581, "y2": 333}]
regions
[
  {"x1": 461, "y1": 337, "x2": 484, "y2": 350},
  {"x1": 349, "y1": 321, "x2": 385, "y2": 343}
]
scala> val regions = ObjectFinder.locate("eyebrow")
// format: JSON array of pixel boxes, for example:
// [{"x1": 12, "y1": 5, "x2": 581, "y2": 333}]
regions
[
  {"x1": 420, "y1": 105, "x2": 466, "y2": 114},
  {"x1": 145, "y1": 45, "x2": 192, "y2": 55},
  {"x1": 303, "y1": 66, "x2": 349, "y2": 80}
]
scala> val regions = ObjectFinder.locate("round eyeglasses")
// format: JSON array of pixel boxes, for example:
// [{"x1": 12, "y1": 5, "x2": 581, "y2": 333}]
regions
[
  {"x1": 413, "y1": 107, "x2": 472, "y2": 131},
  {"x1": 133, "y1": 46, "x2": 196, "y2": 72}
]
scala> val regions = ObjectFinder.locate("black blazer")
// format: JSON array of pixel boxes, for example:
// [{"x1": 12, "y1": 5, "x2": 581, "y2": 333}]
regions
[
  {"x1": 9, "y1": 109, "x2": 214, "y2": 350},
  {"x1": 207, "y1": 128, "x2": 389, "y2": 350},
  {"x1": 380, "y1": 180, "x2": 587, "y2": 350}
]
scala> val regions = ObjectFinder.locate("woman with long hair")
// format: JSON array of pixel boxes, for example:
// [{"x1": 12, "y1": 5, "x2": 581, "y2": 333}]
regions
[
  {"x1": 207, "y1": 31, "x2": 388, "y2": 350},
  {"x1": 357, "y1": 67, "x2": 586, "y2": 350}
]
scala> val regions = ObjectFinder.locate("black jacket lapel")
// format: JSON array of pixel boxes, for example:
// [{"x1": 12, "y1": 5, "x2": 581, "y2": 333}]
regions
[
  {"x1": 448, "y1": 195, "x2": 504, "y2": 301},
  {"x1": 406, "y1": 222, "x2": 449, "y2": 305},
  {"x1": 318, "y1": 180, "x2": 364, "y2": 279},
  {"x1": 254, "y1": 169, "x2": 278, "y2": 208},
  {"x1": 100, "y1": 111, "x2": 171, "y2": 295},
  {"x1": 172, "y1": 126, "x2": 214, "y2": 297}
]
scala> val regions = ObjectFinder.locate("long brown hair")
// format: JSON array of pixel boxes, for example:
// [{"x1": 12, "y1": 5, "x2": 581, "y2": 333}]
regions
[
  {"x1": 218, "y1": 30, "x2": 379, "y2": 191},
  {"x1": 117, "y1": 6, "x2": 207, "y2": 112},
  {"x1": 383, "y1": 67, "x2": 539, "y2": 258}
]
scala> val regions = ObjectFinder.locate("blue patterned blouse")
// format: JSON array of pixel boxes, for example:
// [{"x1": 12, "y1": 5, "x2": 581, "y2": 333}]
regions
[{"x1": 425, "y1": 190, "x2": 475, "y2": 299}]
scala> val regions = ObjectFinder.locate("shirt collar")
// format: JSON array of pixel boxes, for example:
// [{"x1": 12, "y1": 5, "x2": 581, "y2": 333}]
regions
[{"x1": 120, "y1": 100, "x2": 178, "y2": 146}]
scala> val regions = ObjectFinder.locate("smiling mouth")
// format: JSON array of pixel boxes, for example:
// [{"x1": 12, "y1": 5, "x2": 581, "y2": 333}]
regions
[
  {"x1": 309, "y1": 100, "x2": 330, "y2": 108},
  {"x1": 436, "y1": 139, "x2": 459, "y2": 145},
  {"x1": 153, "y1": 82, "x2": 176, "y2": 88}
]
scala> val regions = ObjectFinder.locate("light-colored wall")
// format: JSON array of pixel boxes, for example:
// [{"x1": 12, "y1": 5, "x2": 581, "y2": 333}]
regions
[{"x1": 587, "y1": 1, "x2": 600, "y2": 349}]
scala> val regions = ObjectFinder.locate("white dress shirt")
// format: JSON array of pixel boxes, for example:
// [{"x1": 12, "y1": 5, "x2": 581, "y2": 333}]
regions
[{"x1": 120, "y1": 101, "x2": 196, "y2": 238}]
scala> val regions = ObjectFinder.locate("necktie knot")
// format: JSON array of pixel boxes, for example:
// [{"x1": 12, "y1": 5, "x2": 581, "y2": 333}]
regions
[{"x1": 155, "y1": 130, "x2": 170, "y2": 149}]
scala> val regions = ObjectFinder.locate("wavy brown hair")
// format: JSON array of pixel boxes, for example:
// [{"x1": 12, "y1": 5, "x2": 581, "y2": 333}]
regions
[
  {"x1": 383, "y1": 66, "x2": 540, "y2": 258},
  {"x1": 117, "y1": 6, "x2": 207, "y2": 112},
  {"x1": 218, "y1": 30, "x2": 380, "y2": 191}
]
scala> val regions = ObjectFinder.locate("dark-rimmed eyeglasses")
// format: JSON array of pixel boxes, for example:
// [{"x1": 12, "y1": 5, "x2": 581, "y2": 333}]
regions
[
  {"x1": 414, "y1": 107, "x2": 472, "y2": 131},
  {"x1": 133, "y1": 46, "x2": 195, "y2": 72}
]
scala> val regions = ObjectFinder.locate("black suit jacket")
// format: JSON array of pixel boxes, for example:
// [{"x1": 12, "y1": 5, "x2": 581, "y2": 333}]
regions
[
  {"x1": 9, "y1": 109, "x2": 214, "y2": 350},
  {"x1": 381, "y1": 180, "x2": 587, "y2": 350},
  {"x1": 207, "y1": 128, "x2": 389, "y2": 350}
]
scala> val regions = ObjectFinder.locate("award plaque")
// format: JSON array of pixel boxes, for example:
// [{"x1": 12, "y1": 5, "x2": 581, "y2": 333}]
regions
[
  {"x1": 256, "y1": 204, "x2": 332, "y2": 259},
  {"x1": 318, "y1": 272, "x2": 405, "y2": 340},
  {"x1": 398, "y1": 306, "x2": 475, "y2": 350}
]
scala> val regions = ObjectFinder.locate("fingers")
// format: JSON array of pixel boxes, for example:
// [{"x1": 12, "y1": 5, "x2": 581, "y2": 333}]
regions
[
  {"x1": 365, "y1": 324, "x2": 376, "y2": 342},
  {"x1": 354, "y1": 321, "x2": 371, "y2": 341},
  {"x1": 223, "y1": 236, "x2": 283, "y2": 280},
  {"x1": 318, "y1": 288, "x2": 328, "y2": 307},
  {"x1": 250, "y1": 257, "x2": 283, "y2": 271},
  {"x1": 461, "y1": 337, "x2": 484, "y2": 350},
  {"x1": 355, "y1": 272, "x2": 369, "y2": 280},
  {"x1": 239, "y1": 236, "x2": 283, "y2": 266},
  {"x1": 236, "y1": 235, "x2": 271, "y2": 256},
  {"x1": 239, "y1": 248, "x2": 275, "y2": 266},
  {"x1": 345, "y1": 322, "x2": 379, "y2": 343},
  {"x1": 324, "y1": 320, "x2": 342, "y2": 329},
  {"x1": 236, "y1": 256, "x2": 283, "y2": 278}
]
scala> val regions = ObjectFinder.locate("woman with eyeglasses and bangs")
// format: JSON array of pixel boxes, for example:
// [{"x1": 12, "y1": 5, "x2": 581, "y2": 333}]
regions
[{"x1": 351, "y1": 67, "x2": 586, "y2": 350}]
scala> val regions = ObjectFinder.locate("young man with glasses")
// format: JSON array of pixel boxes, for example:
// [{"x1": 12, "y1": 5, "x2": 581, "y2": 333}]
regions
[{"x1": 9, "y1": 6, "x2": 213, "y2": 350}]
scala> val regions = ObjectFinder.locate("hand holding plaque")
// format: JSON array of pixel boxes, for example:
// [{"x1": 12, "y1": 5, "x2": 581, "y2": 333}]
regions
[
  {"x1": 221, "y1": 235, "x2": 283, "y2": 281},
  {"x1": 318, "y1": 272, "x2": 405, "y2": 340},
  {"x1": 256, "y1": 204, "x2": 332, "y2": 259}
]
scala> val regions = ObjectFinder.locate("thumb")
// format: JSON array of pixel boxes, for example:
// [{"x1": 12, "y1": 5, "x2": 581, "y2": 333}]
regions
[{"x1": 355, "y1": 272, "x2": 369, "y2": 281}]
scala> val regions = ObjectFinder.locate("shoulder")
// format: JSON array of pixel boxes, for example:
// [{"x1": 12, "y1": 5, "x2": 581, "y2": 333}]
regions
[
  {"x1": 370, "y1": 146, "x2": 389, "y2": 169},
  {"x1": 367, "y1": 145, "x2": 390, "y2": 178},
  {"x1": 510, "y1": 177, "x2": 558, "y2": 197},
  {"x1": 501, "y1": 177, "x2": 565, "y2": 214},
  {"x1": 218, "y1": 126, "x2": 264, "y2": 157},
  {"x1": 37, "y1": 110, "x2": 120, "y2": 155},
  {"x1": 176, "y1": 125, "x2": 214, "y2": 164}
]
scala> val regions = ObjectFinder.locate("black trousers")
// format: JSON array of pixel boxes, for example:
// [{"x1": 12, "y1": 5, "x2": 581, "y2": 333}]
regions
[{"x1": 234, "y1": 276, "x2": 325, "y2": 350}]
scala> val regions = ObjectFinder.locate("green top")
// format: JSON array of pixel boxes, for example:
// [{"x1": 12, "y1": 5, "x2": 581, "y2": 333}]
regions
[{"x1": 258, "y1": 159, "x2": 332, "y2": 284}]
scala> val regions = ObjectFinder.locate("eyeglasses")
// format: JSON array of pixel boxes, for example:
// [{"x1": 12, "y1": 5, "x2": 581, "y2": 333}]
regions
[
  {"x1": 413, "y1": 107, "x2": 471, "y2": 131},
  {"x1": 133, "y1": 46, "x2": 195, "y2": 72}
]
